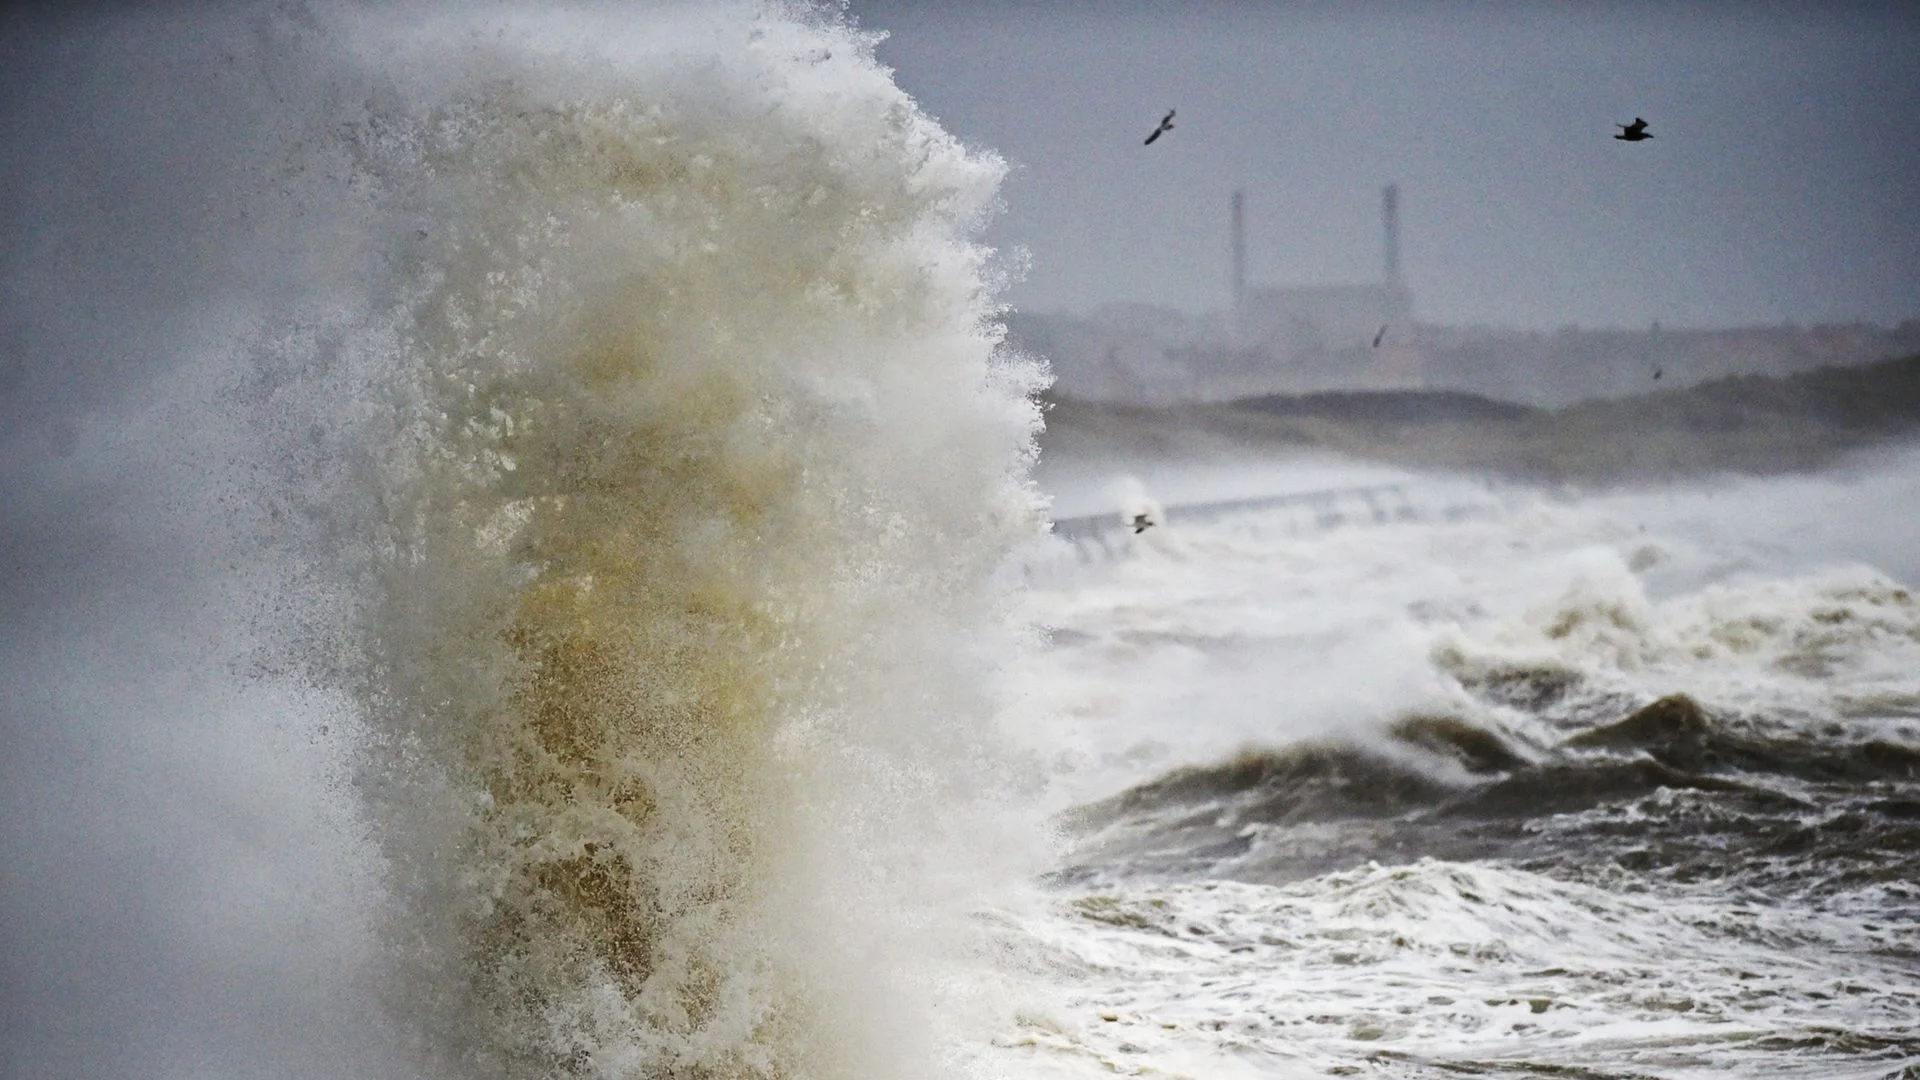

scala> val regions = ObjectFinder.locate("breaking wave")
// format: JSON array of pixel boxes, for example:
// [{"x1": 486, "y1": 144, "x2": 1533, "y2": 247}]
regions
[
  {"x1": 239, "y1": 6, "x2": 1045, "y2": 1076},
  {"x1": 1059, "y1": 563, "x2": 1920, "y2": 906}
]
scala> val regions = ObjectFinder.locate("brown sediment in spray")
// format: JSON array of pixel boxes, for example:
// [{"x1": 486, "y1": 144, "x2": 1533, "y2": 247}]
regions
[{"x1": 335, "y1": 21, "x2": 1042, "y2": 1071}]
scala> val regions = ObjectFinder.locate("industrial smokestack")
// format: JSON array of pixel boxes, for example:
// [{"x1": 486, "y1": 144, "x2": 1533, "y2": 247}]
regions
[
  {"x1": 1230, "y1": 189, "x2": 1246, "y2": 321},
  {"x1": 1382, "y1": 183, "x2": 1402, "y2": 285}
]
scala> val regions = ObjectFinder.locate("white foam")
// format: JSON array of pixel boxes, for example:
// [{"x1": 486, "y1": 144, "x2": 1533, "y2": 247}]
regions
[
  {"x1": 971, "y1": 860, "x2": 1916, "y2": 1078},
  {"x1": 4, "y1": 4, "x2": 1050, "y2": 1078}
]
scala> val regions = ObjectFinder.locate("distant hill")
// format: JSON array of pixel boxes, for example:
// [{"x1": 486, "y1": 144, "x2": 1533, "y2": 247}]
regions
[
  {"x1": 1040, "y1": 352, "x2": 1920, "y2": 484},
  {"x1": 1234, "y1": 389, "x2": 1535, "y2": 427},
  {"x1": 1015, "y1": 307, "x2": 1920, "y2": 408}
]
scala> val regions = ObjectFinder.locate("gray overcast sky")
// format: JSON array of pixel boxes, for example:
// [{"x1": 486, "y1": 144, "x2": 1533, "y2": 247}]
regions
[{"x1": 846, "y1": 1, "x2": 1920, "y2": 330}]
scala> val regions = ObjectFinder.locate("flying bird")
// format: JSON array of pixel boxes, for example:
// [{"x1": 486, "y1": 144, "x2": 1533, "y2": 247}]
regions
[
  {"x1": 1372, "y1": 324, "x2": 1388, "y2": 348},
  {"x1": 1615, "y1": 117, "x2": 1652, "y2": 141},
  {"x1": 1144, "y1": 110, "x2": 1175, "y2": 146},
  {"x1": 1131, "y1": 512, "x2": 1156, "y2": 534}
]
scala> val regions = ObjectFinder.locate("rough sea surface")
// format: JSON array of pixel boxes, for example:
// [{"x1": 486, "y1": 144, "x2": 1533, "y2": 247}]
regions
[
  {"x1": 2, "y1": 5, "x2": 1916, "y2": 1079},
  {"x1": 981, "y1": 456, "x2": 1920, "y2": 1080}
]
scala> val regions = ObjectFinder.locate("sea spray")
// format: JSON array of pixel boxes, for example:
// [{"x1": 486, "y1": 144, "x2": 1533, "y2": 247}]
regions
[{"x1": 294, "y1": 7, "x2": 1046, "y2": 1076}]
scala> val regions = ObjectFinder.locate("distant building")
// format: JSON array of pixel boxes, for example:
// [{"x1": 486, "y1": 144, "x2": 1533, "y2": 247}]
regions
[
  {"x1": 1023, "y1": 181, "x2": 1918, "y2": 408},
  {"x1": 1231, "y1": 185, "x2": 1414, "y2": 356}
]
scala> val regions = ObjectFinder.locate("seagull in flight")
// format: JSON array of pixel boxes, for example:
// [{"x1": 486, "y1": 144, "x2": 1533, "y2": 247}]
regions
[
  {"x1": 1144, "y1": 109, "x2": 1175, "y2": 146},
  {"x1": 1131, "y1": 512, "x2": 1156, "y2": 534},
  {"x1": 1372, "y1": 324, "x2": 1388, "y2": 348},
  {"x1": 1615, "y1": 117, "x2": 1652, "y2": 141}
]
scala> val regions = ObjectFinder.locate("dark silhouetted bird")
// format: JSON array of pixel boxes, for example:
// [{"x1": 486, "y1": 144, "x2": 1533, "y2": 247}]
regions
[
  {"x1": 1615, "y1": 117, "x2": 1652, "y2": 141},
  {"x1": 1131, "y1": 512, "x2": 1155, "y2": 534},
  {"x1": 1372, "y1": 324, "x2": 1388, "y2": 348},
  {"x1": 1144, "y1": 110, "x2": 1175, "y2": 146},
  {"x1": 1653, "y1": 367, "x2": 1663, "y2": 381}
]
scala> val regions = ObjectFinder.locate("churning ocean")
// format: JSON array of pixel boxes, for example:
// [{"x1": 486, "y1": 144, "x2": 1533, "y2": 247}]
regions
[
  {"x1": 996, "y1": 455, "x2": 1920, "y2": 1079},
  {"x1": 0, "y1": 5, "x2": 1915, "y2": 1080}
]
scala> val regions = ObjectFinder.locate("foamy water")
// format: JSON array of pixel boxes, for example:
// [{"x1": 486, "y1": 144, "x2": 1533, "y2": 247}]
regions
[
  {"x1": 977, "y1": 455, "x2": 1920, "y2": 1079},
  {"x1": 5, "y1": 5, "x2": 1045, "y2": 1077},
  {"x1": 315, "y1": 13, "x2": 1048, "y2": 1074},
  {"x1": 3, "y1": 5, "x2": 1918, "y2": 1080}
]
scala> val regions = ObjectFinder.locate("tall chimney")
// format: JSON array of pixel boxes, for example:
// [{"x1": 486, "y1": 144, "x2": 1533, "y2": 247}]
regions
[
  {"x1": 1230, "y1": 189, "x2": 1246, "y2": 321},
  {"x1": 1381, "y1": 183, "x2": 1402, "y2": 285}
]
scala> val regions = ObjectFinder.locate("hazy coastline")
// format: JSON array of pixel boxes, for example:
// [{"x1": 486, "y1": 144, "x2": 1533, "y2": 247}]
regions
[{"x1": 1042, "y1": 350, "x2": 1920, "y2": 486}]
